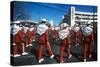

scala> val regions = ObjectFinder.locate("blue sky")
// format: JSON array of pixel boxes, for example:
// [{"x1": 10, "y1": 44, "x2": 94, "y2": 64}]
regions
[{"x1": 12, "y1": 1, "x2": 97, "y2": 26}]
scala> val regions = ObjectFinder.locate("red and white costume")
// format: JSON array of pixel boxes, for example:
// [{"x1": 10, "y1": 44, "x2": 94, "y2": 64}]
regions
[
  {"x1": 28, "y1": 27, "x2": 35, "y2": 46},
  {"x1": 51, "y1": 27, "x2": 59, "y2": 41},
  {"x1": 73, "y1": 26, "x2": 80, "y2": 46},
  {"x1": 21, "y1": 26, "x2": 29, "y2": 55},
  {"x1": 59, "y1": 23, "x2": 72, "y2": 63},
  {"x1": 11, "y1": 24, "x2": 23, "y2": 57},
  {"x1": 37, "y1": 24, "x2": 54, "y2": 63},
  {"x1": 82, "y1": 26, "x2": 93, "y2": 62}
]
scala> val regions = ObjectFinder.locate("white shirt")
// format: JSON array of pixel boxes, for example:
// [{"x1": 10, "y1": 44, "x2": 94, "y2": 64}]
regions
[
  {"x1": 82, "y1": 26, "x2": 93, "y2": 36},
  {"x1": 73, "y1": 26, "x2": 80, "y2": 32},
  {"x1": 59, "y1": 28, "x2": 69, "y2": 40},
  {"x1": 11, "y1": 24, "x2": 19, "y2": 35},
  {"x1": 37, "y1": 24, "x2": 48, "y2": 35}
]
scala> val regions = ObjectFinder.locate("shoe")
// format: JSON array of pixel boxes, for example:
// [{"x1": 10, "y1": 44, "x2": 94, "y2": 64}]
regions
[
  {"x1": 13, "y1": 54, "x2": 21, "y2": 57},
  {"x1": 84, "y1": 59, "x2": 86, "y2": 62},
  {"x1": 41, "y1": 58, "x2": 44, "y2": 62},
  {"x1": 75, "y1": 43, "x2": 79, "y2": 47},
  {"x1": 60, "y1": 60, "x2": 64, "y2": 63},
  {"x1": 39, "y1": 59, "x2": 41, "y2": 63},
  {"x1": 12, "y1": 43, "x2": 16, "y2": 46},
  {"x1": 33, "y1": 39, "x2": 35, "y2": 41},
  {"x1": 89, "y1": 54, "x2": 92, "y2": 58},
  {"x1": 68, "y1": 54, "x2": 72, "y2": 59},
  {"x1": 26, "y1": 45, "x2": 29, "y2": 47},
  {"x1": 22, "y1": 52, "x2": 28, "y2": 55},
  {"x1": 39, "y1": 58, "x2": 44, "y2": 63},
  {"x1": 50, "y1": 55, "x2": 54, "y2": 59},
  {"x1": 29, "y1": 44, "x2": 32, "y2": 46}
]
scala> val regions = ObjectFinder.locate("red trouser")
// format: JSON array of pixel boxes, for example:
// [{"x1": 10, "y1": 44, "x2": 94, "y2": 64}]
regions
[
  {"x1": 83, "y1": 35, "x2": 92, "y2": 59},
  {"x1": 21, "y1": 37, "x2": 28, "y2": 52},
  {"x1": 12, "y1": 31, "x2": 23, "y2": 55},
  {"x1": 12, "y1": 43, "x2": 22, "y2": 55},
  {"x1": 59, "y1": 35, "x2": 70, "y2": 62},
  {"x1": 29, "y1": 36, "x2": 34, "y2": 44},
  {"x1": 84, "y1": 43, "x2": 92, "y2": 59},
  {"x1": 38, "y1": 31, "x2": 53, "y2": 60},
  {"x1": 38, "y1": 42, "x2": 53, "y2": 60},
  {"x1": 29, "y1": 31, "x2": 35, "y2": 44},
  {"x1": 59, "y1": 45, "x2": 70, "y2": 62},
  {"x1": 25, "y1": 38, "x2": 29, "y2": 46},
  {"x1": 23, "y1": 31, "x2": 30, "y2": 51},
  {"x1": 12, "y1": 44, "x2": 18, "y2": 55},
  {"x1": 60, "y1": 46, "x2": 65, "y2": 62},
  {"x1": 74, "y1": 32, "x2": 80, "y2": 45}
]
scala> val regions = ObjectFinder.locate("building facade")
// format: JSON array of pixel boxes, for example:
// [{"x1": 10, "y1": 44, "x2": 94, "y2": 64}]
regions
[{"x1": 70, "y1": 6, "x2": 97, "y2": 26}]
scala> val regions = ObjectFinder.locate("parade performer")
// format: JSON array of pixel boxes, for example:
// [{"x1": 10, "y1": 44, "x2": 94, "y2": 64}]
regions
[
  {"x1": 11, "y1": 21, "x2": 23, "y2": 57},
  {"x1": 28, "y1": 25, "x2": 35, "y2": 47},
  {"x1": 37, "y1": 19, "x2": 54, "y2": 63},
  {"x1": 21, "y1": 24, "x2": 29, "y2": 55},
  {"x1": 72, "y1": 24, "x2": 81, "y2": 46},
  {"x1": 59, "y1": 23, "x2": 72, "y2": 63},
  {"x1": 81, "y1": 24, "x2": 94, "y2": 62}
]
